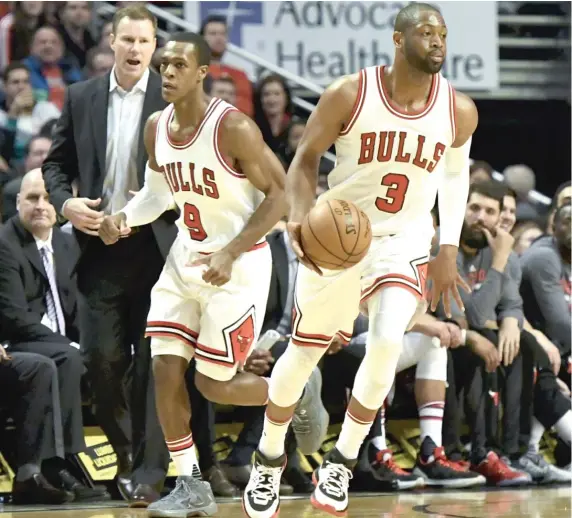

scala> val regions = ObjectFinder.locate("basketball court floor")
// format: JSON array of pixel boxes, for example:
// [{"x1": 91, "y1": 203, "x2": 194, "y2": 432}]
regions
[{"x1": 0, "y1": 487, "x2": 570, "y2": 517}]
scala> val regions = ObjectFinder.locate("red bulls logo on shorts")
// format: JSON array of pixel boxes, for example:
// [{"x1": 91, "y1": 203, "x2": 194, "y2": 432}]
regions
[{"x1": 228, "y1": 313, "x2": 255, "y2": 365}]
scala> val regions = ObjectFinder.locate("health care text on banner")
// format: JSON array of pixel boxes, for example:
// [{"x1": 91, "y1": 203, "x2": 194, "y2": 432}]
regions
[{"x1": 185, "y1": 1, "x2": 499, "y2": 90}]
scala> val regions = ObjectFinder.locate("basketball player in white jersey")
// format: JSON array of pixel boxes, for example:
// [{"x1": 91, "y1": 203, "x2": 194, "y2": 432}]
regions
[
  {"x1": 243, "y1": 3, "x2": 478, "y2": 517},
  {"x1": 98, "y1": 32, "x2": 291, "y2": 517}
]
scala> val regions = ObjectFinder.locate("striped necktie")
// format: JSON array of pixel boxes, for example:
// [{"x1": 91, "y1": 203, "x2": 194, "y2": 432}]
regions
[{"x1": 39, "y1": 246, "x2": 66, "y2": 335}]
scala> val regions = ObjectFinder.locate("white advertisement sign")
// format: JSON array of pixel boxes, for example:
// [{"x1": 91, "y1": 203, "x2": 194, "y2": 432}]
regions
[{"x1": 185, "y1": 1, "x2": 499, "y2": 90}]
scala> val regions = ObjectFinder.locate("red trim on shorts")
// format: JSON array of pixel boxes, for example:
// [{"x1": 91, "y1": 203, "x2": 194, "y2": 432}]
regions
[
  {"x1": 147, "y1": 321, "x2": 199, "y2": 339},
  {"x1": 339, "y1": 69, "x2": 367, "y2": 136},
  {"x1": 198, "y1": 241, "x2": 268, "y2": 256},
  {"x1": 377, "y1": 66, "x2": 439, "y2": 120},
  {"x1": 213, "y1": 106, "x2": 246, "y2": 178},
  {"x1": 337, "y1": 330, "x2": 353, "y2": 344},
  {"x1": 194, "y1": 344, "x2": 235, "y2": 368},
  {"x1": 291, "y1": 302, "x2": 333, "y2": 347},
  {"x1": 361, "y1": 261, "x2": 428, "y2": 303},
  {"x1": 165, "y1": 98, "x2": 222, "y2": 149},
  {"x1": 448, "y1": 83, "x2": 457, "y2": 143}
]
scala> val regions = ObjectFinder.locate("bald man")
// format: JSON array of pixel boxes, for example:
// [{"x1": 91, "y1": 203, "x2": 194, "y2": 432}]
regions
[{"x1": 0, "y1": 169, "x2": 109, "y2": 502}]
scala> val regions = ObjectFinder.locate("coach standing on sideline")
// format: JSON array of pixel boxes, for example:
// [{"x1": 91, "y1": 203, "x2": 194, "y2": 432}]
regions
[{"x1": 42, "y1": 5, "x2": 175, "y2": 507}]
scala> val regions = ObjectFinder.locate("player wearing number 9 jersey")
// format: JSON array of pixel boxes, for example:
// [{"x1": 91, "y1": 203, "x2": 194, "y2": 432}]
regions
[
  {"x1": 98, "y1": 32, "x2": 287, "y2": 516},
  {"x1": 243, "y1": 3, "x2": 478, "y2": 518}
]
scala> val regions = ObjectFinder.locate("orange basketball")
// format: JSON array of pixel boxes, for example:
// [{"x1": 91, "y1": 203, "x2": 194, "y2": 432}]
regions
[{"x1": 300, "y1": 200, "x2": 372, "y2": 270}]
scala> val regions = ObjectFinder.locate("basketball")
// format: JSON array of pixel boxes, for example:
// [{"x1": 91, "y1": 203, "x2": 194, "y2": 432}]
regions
[{"x1": 300, "y1": 200, "x2": 372, "y2": 270}]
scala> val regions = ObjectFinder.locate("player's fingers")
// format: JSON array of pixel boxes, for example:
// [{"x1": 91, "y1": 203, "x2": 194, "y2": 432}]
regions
[
  {"x1": 290, "y1": 238, "x2": 305, "y2": 259},
  {"x1": 482, "y1": 227, "x2": 494, "y2": 246},
  {"x1": 190, "y1": 256, "x2": 210, "y2": 267},
  {"x1": 451, "y1": 284, "x2": 465, "y2": 313},
  {"x1": 202, "y1": 268, "x2": 215, "y2": 284},
  {"x1": 456, "y1": 274, "x2": 472, "y2": 294},
  {"x1": 429, "y1": 283, "x2": 440, "y2": 312},
  {"x1": 442, "y1": 289, "x2": 451, "y2": 318},
  {"x1": 81, "y1": 227, "x2": 100, "y2": 237}
]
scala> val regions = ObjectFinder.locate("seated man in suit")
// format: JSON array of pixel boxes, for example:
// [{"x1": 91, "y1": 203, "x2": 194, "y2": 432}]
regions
[{"x1": 0, "y1": 169, "x2": 108, "y2": 502}]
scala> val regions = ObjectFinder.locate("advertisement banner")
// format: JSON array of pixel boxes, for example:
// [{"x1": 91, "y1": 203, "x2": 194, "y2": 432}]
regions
[{"x1": 185, "y1": 1, "x2": 499, "y2": 90}]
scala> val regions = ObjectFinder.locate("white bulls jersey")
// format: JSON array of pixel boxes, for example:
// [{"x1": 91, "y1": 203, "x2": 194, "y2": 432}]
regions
[
  {"x1": 320, "y1": 65, "x2": 457, "y2": 238},
  {"x1": 154, "y1": 97, "x2": 264, "y2": 253}
]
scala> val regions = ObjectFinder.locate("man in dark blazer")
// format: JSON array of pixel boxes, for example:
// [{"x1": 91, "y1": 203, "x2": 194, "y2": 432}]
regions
[
  {"x1": 0, "y1": 169, "x2": 108, "y2": 503},
  {"x1": 42, "y1": 5, "x2": 174, "y2": 506}
]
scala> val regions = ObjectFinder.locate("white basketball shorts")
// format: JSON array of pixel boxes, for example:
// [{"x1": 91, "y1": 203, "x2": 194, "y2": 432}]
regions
[{"x1": 146, "y1": 236, "x2": 272, "y2": 382}]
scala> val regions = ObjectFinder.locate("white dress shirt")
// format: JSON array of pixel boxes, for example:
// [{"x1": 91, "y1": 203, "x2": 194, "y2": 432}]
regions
[{"x1": 101, "y1": 67, "x2": 149, "y2": 214}]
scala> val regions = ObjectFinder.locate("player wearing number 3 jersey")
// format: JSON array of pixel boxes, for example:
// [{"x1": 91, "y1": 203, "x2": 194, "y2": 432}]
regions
[
  {"x1": 243, "y1": 3, "x2": 478, "y2": 518},
  {"x1": 98, "y1": 32, "x2": 287, "y2": 516}
]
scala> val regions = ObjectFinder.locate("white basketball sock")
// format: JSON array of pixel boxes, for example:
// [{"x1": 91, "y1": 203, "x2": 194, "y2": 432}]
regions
[
  {"x1": 166, "y1": 433, "x2": 201, "y2": 478},
  {"x1": 259, "y1": 412, "x2": 290, "y2": 460},
  {"x1": 529, "y1": 417, "x2": 545, "y2": 452},
  {"x1": 419, "y1": 401, "x2": 444, "y2": 447},
  {"x1": 336, "y1": 409, "x2": 375, "y2": 461},
  {"x1": 370, "y1": 405, "x2": 388, "y2": 451},
  {"x1": 554, "y1": 410, "x2": 572, "y2": 446}
]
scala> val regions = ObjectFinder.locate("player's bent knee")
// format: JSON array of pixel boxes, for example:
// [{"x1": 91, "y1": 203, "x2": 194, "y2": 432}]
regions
[
  {"x1": 415, "y1": 343, "x2": 447, "y2": 382},
  {"x1": 195, "y1": 370, "x2": 233, "y2": 404}
]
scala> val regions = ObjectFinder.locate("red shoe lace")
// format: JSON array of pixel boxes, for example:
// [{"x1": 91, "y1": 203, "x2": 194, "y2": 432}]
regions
[{"x1": 375, "y1": 450, "x2": 410, "y2": 476}]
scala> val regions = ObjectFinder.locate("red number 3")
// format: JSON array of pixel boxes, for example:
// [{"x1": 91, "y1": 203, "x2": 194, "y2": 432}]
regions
[
  {"x1": 183, "y1": 203, "x2": 207, "y2": 241},
  {"x1": 375, "y1": 173, "x2": 409, "y2": 214}
]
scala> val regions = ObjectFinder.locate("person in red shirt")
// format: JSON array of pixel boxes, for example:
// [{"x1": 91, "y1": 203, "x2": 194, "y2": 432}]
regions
[{"x1": 200, "y1": 15, "x2": 253, "y2": 116}]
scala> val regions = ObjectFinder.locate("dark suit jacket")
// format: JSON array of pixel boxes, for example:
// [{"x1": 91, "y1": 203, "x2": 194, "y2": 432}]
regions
[
  {"x1": 42, "y1": 69, "x2": 177, "y2": 259},
  {"x1": 262, "y1": 230, "x2": 291, "y2": 334},
  {"x1": 0, "y1": 216, "x2": 80, "y2": 345}
]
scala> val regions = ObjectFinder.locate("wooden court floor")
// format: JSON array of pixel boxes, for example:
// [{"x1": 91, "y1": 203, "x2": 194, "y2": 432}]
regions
[{"x1": 0, "y1": 487, "x2": 570, "y2": 517}]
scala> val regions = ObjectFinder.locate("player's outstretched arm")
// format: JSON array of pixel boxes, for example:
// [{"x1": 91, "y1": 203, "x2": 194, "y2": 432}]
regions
[
  {"x1": 219, "y1": 111, "x2": 288, "y2": 259},
  {"x1": 429, "y1": 91, "x2": 478, "y2": 316},
  {"x1": 99, "y1": 112, "x2": 174, "y2": 245},
  {"x1": 287, "y1": 75, "x2": 357, "y2": 224}
]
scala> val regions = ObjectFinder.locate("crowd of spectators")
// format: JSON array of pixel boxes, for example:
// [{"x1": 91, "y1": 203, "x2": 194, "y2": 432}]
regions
[{"x1": 0, "y1": 0, "x2": 569, "y2": 508}]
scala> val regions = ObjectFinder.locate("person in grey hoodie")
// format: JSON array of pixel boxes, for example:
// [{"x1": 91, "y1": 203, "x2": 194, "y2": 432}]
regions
[{"x1": 520, "y1": 203, "x2": 571, "y2": 370}]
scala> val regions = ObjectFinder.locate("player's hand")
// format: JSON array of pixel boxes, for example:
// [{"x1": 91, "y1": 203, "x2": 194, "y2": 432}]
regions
[
  {"x1": 428, "y1": 246, "x2": 471, "y2": 318},
  {"x1": 99, "y1": 212, "x2": 131, "y2": 245},
  {"x1": 498, "y1": 318, "x2": 520, "y2": 366},
  {"x1": 446, "y1": 323, "x2": 464, "y2": 348},
  {"x1": 556, "y1": 377, "x2": 571, "y2": 397},
  {"x1": 467, "y1": 331, "x2": 500, "y2": 373},
  {"x1": 483, "y1": 227, "x2": 514, "y2": 265},
  {"x1": 244, "y1": 349, "x2": 274, "y2": 376},
  {"x1": 286, "y1": 221, "x2": 322, "y2": 276},
  {"x1": 0, "y1": 347, "x2": 11, "y2": 363},
  {"x1": 533, "y1": 332, "x2": 562, "y2": 375},
  {"x1": 424, "y1": 321, "x2": 453, "y2": 348},
  {"x1": 190, "y1": 250, "x2": 235, "y2": 286},
  {"x1": 63, "y1": 197, "x2": 104, "y2": 236}
]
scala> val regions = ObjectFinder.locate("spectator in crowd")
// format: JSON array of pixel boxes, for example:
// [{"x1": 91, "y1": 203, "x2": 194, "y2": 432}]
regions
[
  {"x1": 0, "y1": 1, "x2": 46, "y2": 71},
  {"x1": 42, "y1": 4, "x2": 174, "y2": 507},
  {"x1": 2, "y1": 133, "x2": 53, "y2": 221},
  {"x1": 56, "y1": 1, "x2": 96, "y2": 69},
  {"x1": 200, "y1": 15, "x2": 253, "y2": 116},
  {"x1": 23, "y1": 26, "x2": 83, "y2": 110},
  {"x1": 0, "y1": 169, "x2": 109, "y2": 503},
  {"x1": 469, "y1": 160, "x2": 494, "y2": 185},
  {"x1": 0, "y1": 62, "x2": 60, "y2": 167},
  {"x1": 512, "y1": 221, "x2": 543, "y2": 255},
  {"x1": 503, "y1": 163, "x2": 541, "y2": 221},
  {"x1": 85, "y1": 46, "x2": 114, "y2": 78},
  {"x1": 254, "y1": 74, "x2": 293, "y2": 155},
  {"x1": 210, "y1": 75, "x2": 237, "y2": 106},
  {"x1": 98, "y1": 20, "x2": 113, "y2": 50}
]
